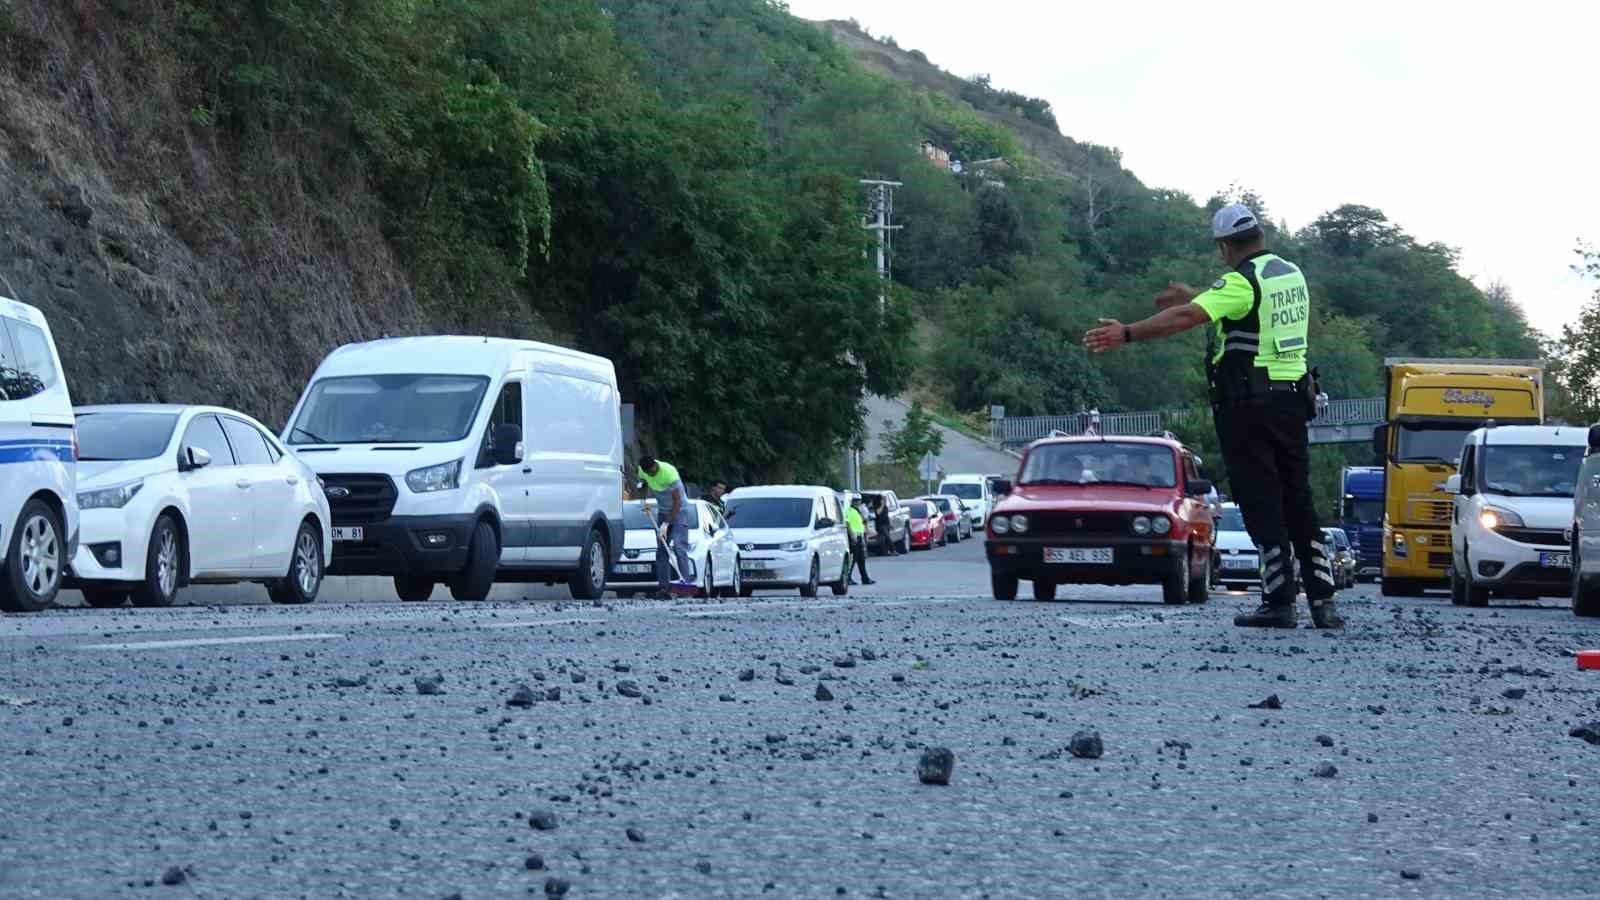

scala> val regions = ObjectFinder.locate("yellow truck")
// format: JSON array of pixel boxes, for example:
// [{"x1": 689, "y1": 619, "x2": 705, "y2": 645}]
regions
[{"x1": 1372, "y1": 358, "x2": 1544, "y2": 597}]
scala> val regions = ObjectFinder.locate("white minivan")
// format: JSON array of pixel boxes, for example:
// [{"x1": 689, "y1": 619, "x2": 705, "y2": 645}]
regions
[
  {"x1": 0, "y1": 297, "x2": 77, "y2": 612},
  {"x1": 1446, "y1": 424, "x2": 1586, "y2": 605},
  {"x1": 937, "y1": 473, "x2": 996, "y2": 529},
  {"x1": 725, "y1": 485, "x2": 851, "y2": 597},
  {"x1": 282, "y1": 336, "x2": 624, "y2": 602}
]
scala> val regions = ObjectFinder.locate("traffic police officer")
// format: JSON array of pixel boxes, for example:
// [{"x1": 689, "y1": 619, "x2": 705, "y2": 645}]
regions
[{"x1": 1082, "y1": 204, "x2": 1342, "y2": 629}]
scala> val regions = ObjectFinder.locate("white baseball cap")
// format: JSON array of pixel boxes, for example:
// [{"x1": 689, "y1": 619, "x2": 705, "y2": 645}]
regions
[{"x1": 1211, "y1": 203, "x2": 1260, "y2": 239}]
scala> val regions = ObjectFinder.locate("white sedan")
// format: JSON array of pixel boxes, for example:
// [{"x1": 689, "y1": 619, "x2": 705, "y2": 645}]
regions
[
  {"x1": 609, "y1": 499, "x2": 740, "y2": 598},
  {"x1": 67, "y1": 405, "x2": 333, "y2": 607}
]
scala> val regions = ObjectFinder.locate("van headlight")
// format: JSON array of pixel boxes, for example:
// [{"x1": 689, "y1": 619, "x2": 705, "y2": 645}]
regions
[
  {"x1": 78, "y1": 480, "x2": 143, "y2": 510},
  {"x1": 1479, "y1": 507, "x2": 1524, "y2": 531},
  {"x1": 405, "y1": 459, "x2": 462, "y2": 493},
  {"x1": 780, "y1": 540, "x2": 806, "y2": 553}
]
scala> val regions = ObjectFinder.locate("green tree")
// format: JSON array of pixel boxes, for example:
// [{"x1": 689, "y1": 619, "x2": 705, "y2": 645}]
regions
[
  {"x1": 1552, "y1": 245, "x2": 1600, "y2": 424},
  {"x1": 882, "y1": 401, "x2": 946, "y2": 468}
]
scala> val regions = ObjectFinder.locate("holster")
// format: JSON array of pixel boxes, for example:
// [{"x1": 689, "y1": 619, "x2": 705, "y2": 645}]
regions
[{"x1": 1299, "y1": 371, "x2": 1318, "y2": 422}]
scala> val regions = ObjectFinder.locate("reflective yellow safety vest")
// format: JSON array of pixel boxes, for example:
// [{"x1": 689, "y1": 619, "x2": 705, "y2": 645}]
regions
[
  {"x1": 844, "y1": 505, "x2": 866, "y2": 537},
  {"x1": 1193, "y1": 250, "x2": 1310, "y2": 382}
]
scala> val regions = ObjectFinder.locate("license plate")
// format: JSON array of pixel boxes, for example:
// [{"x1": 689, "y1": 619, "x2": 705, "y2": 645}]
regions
[
  {"x1": 1044, "y1": 547, "x2": 1113, "y2": 565},
  {"x1": 1541, "y1": 552, "x2": 1572, "y2": 568},
  {"x1": 619, "y1": 563, "x2": 652, "y2": 575},
  {"x1": 332, "y1": 527, "x2": 364, "y2": 542},
  {"x1": 743, "y1": 560, "x2": 772, "y2": 571},
  {"x1": 1221, "y1": 557, "x2": 1256, "y2": 570}
]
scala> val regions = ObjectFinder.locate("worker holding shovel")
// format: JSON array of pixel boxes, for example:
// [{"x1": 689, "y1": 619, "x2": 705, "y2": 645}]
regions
[{"x1": 638, "y1": 455, "x2": 696, "y2": 599}]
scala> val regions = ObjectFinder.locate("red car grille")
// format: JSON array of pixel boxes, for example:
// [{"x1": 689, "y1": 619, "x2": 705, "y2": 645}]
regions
[{"x1": 1025, "y1": 511, "x2": 1131, "y2": 537}]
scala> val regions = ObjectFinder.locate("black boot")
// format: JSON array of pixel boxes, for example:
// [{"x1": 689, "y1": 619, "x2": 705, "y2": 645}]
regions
[
  {"x1": 1308, "y1": 595, "x2": 1344, "y2": 629},
  {"x1": 1302, "y1": 537, "x2": 1343, "y2": 629},
  {"x1": 1236, "y1": 543, "x2": 1298, "y2": 628},
  {"x1": 1234, "y1": 600, "x2": 1297, "y2": 628}
]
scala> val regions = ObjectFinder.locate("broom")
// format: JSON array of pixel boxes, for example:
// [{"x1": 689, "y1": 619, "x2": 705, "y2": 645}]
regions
[{"x1": 641, "y1": 500, "x2": 700, "y2": 598}]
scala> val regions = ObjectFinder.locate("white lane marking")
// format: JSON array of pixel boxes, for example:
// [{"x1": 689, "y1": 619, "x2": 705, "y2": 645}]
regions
[
  {"x1": 483, "y1": 617, "x2": 606, "y2": 629},
  {"x1": 79, "y1": 633, "x2": 343, "y2": 651},
  {"x1": 679, "y1": 610, "x2": 742, "y2": 619}
]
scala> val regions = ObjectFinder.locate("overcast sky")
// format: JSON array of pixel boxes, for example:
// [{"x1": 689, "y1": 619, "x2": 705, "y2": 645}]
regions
[{"x1": 784, "y1": 0, "x2": 1596, "y2": 336}]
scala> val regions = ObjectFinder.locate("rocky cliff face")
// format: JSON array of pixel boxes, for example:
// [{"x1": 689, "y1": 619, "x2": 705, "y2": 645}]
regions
[{"x1": 0, "y1": 1, "x2": 429, "y2": 427}]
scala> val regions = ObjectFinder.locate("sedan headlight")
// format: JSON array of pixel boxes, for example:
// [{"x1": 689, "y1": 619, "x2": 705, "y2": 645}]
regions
[
  {"x1": 1151, "y1": 515, "x2": 1172, "y2": 536},
  {"x1": 1009, "y1": 514, "x2": 1029, "y2": 534},
  {"x1": 991, "y1": 516, "x2": 1011, "y2": 535},
  {"x1": 405, "y1": 459, "x2": 462, "y2": 493},
  {"x1": 1132, "y1": 516, "x2": 1151, "y2": 536},
  {"x1": 1479, "y1": 506, "x2": 1524, "y2": 531},
  {"x1": 78, "y1": 480, "x2": 143, "y2": 510},
  {"x1": 779, "y1": 540, "x2": 806, "y2": 552}
]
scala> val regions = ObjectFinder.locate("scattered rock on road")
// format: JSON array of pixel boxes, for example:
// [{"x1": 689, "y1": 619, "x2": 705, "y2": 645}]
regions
[
  {"x1": 1401, "y1": 869, "x2": 1422, "y2": 880},
  {"x1": 815, "y1": 684, "x2": 834, "y2": 702},
  {"x1": 738, "y1": 668, "x2": 755, "y2": 682},
  {"x1": 917, "y1": 747, "x2": 956, "y2": 785},
  {"x1": 626, "y1": 826, "x2": 646, "y2": 842},
  {"x1": 1313, "y1": 762, "x2": 1339, "y2": 778},
  {"x1": 1569, "y1": 723, "x2": 1600, "y2": 745},
  {"x1": 331, "y1": 675, "x2": 367, "y2": 689},
  {"x1": 524, "y1": 854, "x2": 545, "y2": 870},
  {"x1": 1069, "y1": 730, "x2": 1104, "y2": 759},
  {"x1": 414, "y1": 675, "x2": 445, "y2": 695},
  {"x1": 1249, "y1": 694, "x2": 1282, "y2": 710},
  {"x1": 507, "y1": 684, "x2": 537, "y2": 708},
  {"x1": 1502, "y1": 688, "x2": 1526, "y2": 700},
  {"x1": 160, "y1": 866, "x2": 187, "y2": 886},
  {"x1": 529, "y1": 809, "x2": 559, "y2": 831},
  {"x1": 1316, "y1": 734, "x2": 1334, "y2": 747},
  {"x1": 616, "y1": 680, "x2": 643, "y2": 698},
  {"x1": 545, "y1": 876, "x2": 571, "y2": 896}
]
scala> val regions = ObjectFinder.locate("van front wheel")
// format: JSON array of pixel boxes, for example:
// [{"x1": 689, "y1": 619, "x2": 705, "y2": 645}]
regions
[
  {"x1": 569, "y1": 528, "x2": 607, "y2": 601},
  {"x1": 449, "y1": 520, "x2": 498, "y2": 602}
]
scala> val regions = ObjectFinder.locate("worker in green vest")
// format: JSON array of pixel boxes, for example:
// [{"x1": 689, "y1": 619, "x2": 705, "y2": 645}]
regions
[
  {"x1": 845, "y1": 496, "x2": 874, "y2": 586},
  {"x1": 1081, "y1": 203, "x2": 1341, "y2": 630},
  {"x1": 638, "y1": 455, "x2": 694, "y2": 598}
]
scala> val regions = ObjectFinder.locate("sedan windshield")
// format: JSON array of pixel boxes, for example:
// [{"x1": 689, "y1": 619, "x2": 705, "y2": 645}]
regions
[
  {"x1": 623, "y1": 501, "x2": 700, "y2": 530},
  {"x1": 941, "y1": 483, "x2": 982, "y2": 500},
  {"x1": 928, "y1": 498, "x2": 953, "y2": 513},
  {"x1": 1481, "y1": 444, "x2": 1582, "y2": 497},
  {"x1": 725, "y1": 497, "x2": 813, "y2": 529},
  {"x1": 287, "y1": 375, "x2": 489, "y2": 445},
  {"x1": 1019, "y1": 442, "x2": 1177, "y2": 488},
  {"x1": 1217, "y1": 507, "x2": 1246, "y2": 532},
  {"x1": 1395, "y1": 425, "x2": 1472, "y2": 464},
  {"x1": 75, "y1": 412, "x2": 179, "y2": 461}
]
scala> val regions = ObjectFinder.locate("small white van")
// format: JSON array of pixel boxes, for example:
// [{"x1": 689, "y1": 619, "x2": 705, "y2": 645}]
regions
[
  {"x1": 725, "y1": 485, "x2": 851, "y2": 597},
  {"x1": 0, "y1": 297, "x2": 77, "y2": 612},
  {"x1": 283, "y1": 336, "x2": 624, "y2": 602},
  {"x1": 937, "y1": 473, "x2": 996, "y2": 529}
]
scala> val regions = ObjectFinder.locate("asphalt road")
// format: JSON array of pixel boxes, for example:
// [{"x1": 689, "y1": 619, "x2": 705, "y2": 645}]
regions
[{"x1": 5, "y1": 537, "x2": 1600, "y2": 899}]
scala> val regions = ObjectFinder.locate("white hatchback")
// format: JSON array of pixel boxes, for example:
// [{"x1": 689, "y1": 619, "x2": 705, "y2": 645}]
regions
[
  {"x1": 726, "y1": 485, "x2": 851, "y2": 597},
  {"x1": 609, "y1": 499, "x2": 741, "y2": 598},
  {"x1": 1212, "y1": 502, "x2": 1259, "y2": 589},
  {"x1": 68, "y1": 405, "x2": 333, "y2": 607}
]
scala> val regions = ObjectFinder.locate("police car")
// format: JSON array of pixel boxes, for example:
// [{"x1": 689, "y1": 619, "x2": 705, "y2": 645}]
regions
[{"x1": 0, "y1": 297, "x2": 77, "y2": 612}]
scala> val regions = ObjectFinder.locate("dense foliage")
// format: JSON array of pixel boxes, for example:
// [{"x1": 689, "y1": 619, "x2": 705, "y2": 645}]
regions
[{"x1": 161, "y1": 0, "x2": 1543, "y2": 503}]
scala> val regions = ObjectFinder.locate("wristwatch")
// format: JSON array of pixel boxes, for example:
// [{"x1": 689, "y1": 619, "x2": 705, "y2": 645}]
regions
[{"x1": 1123, "y1": 325, "x2": 1134, "y2": 344}]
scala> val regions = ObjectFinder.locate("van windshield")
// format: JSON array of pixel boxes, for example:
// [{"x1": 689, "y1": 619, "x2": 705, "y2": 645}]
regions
[
  {"x1": 76, "y1": 412, "x2": 179, "y2": 461},
  {"x1": 940, "y1": 482, "x2": 982, "y2": 500},
  {"x1": 725, "y1": 497, "x2": 813, "y2": 529},
  {"x1": 1481, "y1": 444, "x2": 1583, "y2": 497},
  {"x1": 287, "y1": 375, "x2": 490, "y2": 445}
]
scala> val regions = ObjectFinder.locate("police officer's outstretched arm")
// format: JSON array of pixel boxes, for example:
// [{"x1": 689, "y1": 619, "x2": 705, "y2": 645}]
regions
[{"x1": 1083, "y1": 303, "x2": 1212, "y2": 353}]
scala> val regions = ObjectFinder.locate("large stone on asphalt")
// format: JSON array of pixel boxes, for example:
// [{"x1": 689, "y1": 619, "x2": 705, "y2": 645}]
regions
[
  {"x1": 414, "y1": 675, "x2": 445, "y2": 695},
  {"x1": 738, "y1": 668, "x2": 755, "y2": 682},
  {"x1": 616, "y1": 680, "x2": 642, "y2": 698},
  {"x1": 529, "y1": 809, "x2": 559, "y2": 831},
  {"x1": 1248, "y1": 694, "x2": 1282, "y2": 710},
  {"x1": 1069, "y1": 730, "x2": 1104, "y2": 759},
  {"x1": 545, "y1": 876, "x2": 571, "y2": 896},
  {"x1": 507, "y1": 685, "x2": 537, "y2": 708},
  {"x1": 1313, "y1": 762, "x2": 1338, "y2": 778},
  {"x1": 1569, "y1": 723, "x2": 1600, "y2": 745},
  {"x1": 917, "y1": 747, "x2": 956, "y2": 785},
  {"x1": 815, "y1": 684, "x2": 834, "y2": 702},
  {"x1": 160, "y1": 866, "x2": 186, "y2": 886}
]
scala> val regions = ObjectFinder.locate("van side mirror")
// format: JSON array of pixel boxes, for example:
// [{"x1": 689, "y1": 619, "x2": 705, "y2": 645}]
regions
[
  {"x1": 1185, "y1": 479, "x2": 1213, "y2": 498},
  {"x1": 492, "y1": 424, "x2": 524, "y2": 466},
  {"x1": 180, "y1": 446, "x2": 212, "y2": 472},
  {"x1": 1442, "y1": 474, "x2": 1461, "y2": 495},
  {"x1": 1590, "y1": 424, "x2": 1600, "y2": 453},
  {"x1": 993, "y1": 479, "x2": 1012, "y2": 496},
  {"x1": 1371, "y1": 424, "x2": 1390, "y2": 461}
]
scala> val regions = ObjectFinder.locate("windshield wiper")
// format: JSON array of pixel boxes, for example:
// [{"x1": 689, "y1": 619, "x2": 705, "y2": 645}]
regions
[
  {"x1": 290, "y1": 425, "x2": 330, "y2": 445},
  {"x1": 1019, "y1": 478, "x2": 1081, "y2": 486},
  {"x1": 76, "y1": 455, "x2": 113, "y2": 461}
]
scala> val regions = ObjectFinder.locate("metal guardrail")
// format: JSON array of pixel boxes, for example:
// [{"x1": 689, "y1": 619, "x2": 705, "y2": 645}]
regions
[{"x1": 992, "y1": 397, "x2": 1386, "y2": 449}]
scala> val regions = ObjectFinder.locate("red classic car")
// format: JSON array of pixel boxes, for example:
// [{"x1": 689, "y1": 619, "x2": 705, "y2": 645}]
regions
[
  {"x1": 905, "y1": 498, "x2": 947, "y2": 549},
  {"x1": 984, "y1": 435, "x2": 1216, "y2": 604}
]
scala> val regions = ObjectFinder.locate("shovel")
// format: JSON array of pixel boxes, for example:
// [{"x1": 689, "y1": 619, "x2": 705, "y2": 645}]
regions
[{"x1": 640, "y1": 499, "x2": 699, "y2": 598}]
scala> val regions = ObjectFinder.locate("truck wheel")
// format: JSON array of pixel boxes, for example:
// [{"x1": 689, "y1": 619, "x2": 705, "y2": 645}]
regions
[
  {"x1": 1188, "y1": 549, "x2": 1210, "y2": 604},
  {"x1": 991, "y1": 571, "x2": 1018, "y2": 601},
  {"x1": 395, "y1": 577, "x2": 434, "y2": 602},
  {"x1": 1032, "y1": 580, "x2": 1057, "y2": 602},
  {"x1": 449, "y1": 520, "x2": 498, "y2": 602},
  {"x1": 568, "y1": 527, "x2": 607, "y2": 600}
]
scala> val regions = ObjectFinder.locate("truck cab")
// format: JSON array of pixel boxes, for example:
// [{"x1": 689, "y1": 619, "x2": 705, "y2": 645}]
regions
[
  {"x1": 1372, "y1": 359, "x2": 1543, "y2": 597},
  {"x1": 1339, "y1": 466, "x2": 1384, "y2": 581}
]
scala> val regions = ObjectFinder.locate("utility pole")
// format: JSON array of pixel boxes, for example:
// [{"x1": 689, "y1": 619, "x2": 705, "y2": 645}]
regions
[{"x1": 844, "y1": 180, "x2": 903, "y2": 493}]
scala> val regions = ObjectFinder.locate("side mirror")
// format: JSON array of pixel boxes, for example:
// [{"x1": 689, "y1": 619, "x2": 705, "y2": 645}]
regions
[
  {"x1": 180, "y1": 446, "x2": 212, "y2": 472},
  {"x1": 1371, "y1": 424, "x2": 1390, "y2": 461},
  {"x1": 1443, "y1": 474, "x2": 1461, "y2": 494},
  {"x1": 492, "y1": 424, "x2": 524, "y2": 466},
  {"x1": 1590, "y1": 424, "x2": 1600, "y2": 453},
  {"x1": 1186, "y1": 479, "x2": 1213, "y2": 498},
  {"x1": 816, "y1": 517, "x2": 835, "y2": 530},
  {"x1": 993, "y1": 479, "x2": 1013, "y2": 496}
]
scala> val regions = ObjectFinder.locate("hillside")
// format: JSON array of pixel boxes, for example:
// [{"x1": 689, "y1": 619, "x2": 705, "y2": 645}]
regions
[{"x1": 0, "y1": 0, "x2": 1545, "y2": 502}]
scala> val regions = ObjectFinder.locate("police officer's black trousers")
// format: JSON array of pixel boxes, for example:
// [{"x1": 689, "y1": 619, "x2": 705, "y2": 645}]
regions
[
  {"x1": 1214, "y1": 391, "x2": 1335, "y2": 603},
  {"x1": 852, "y1": 537, "x2": 870, "y2": 583}
]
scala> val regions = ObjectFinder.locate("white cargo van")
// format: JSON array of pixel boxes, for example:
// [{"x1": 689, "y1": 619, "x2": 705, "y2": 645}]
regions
[
  {"x1": 283, "y1": 336, "x2": 624, "y2": 602},
  {"x1": 937, "y1": 473, "x2": 997, "y2": 529},
  {"x1": 0, "y1": 296, "x2": 77, "y2": 612}
]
